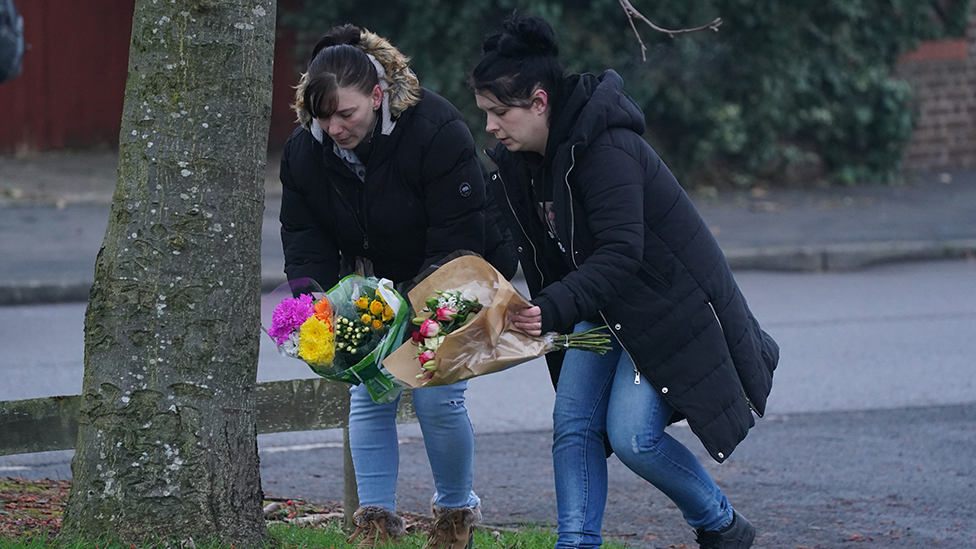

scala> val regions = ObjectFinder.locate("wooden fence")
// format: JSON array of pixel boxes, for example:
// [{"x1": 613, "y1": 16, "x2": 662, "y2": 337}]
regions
[{"x1": 0, "y1": 378, "x2": 418, "y2": 526}]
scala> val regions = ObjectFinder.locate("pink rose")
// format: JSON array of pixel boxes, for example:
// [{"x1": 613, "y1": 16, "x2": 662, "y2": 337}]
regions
[
  {"x1": 436, "y1": 307, "x2": 457, "y2": 321},
  {"x1": 419, "y1": 318, "x2": 441, "y2": 338},
  {"x1": 418, "y1": 350, "x2": 436, "y2": 364}
]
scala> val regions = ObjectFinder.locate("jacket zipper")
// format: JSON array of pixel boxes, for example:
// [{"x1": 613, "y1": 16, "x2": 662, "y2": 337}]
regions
[
  {"x1": 316, "y1": 147, "x2": 370, "y2": 250},
  {"x1": 358, "y1": 154, "x2": 373, "y2": 250},
  {"x1": 561, "y1": 144, "x2": 643, "y2": 386},
  {"x1": 360, "y1": 182, "x2": 370, "y2": 250},
  {"x1": 496, "y1": 146, "x2": 642, "y2": 385},
  {"x1": 708, "y1": 301, "x2": 761, "y2": 416},
  {"x1": 488, "y1": 162, "x2": 546, "y2": 288},
  {"x1": 564, "y1": 145, "x2": 579, "y2": 267}
]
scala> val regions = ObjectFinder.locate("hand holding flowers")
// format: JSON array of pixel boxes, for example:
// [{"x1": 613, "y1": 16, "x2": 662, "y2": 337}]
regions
[
  {"x1": 384, "y1": 255, "x2": 611, "y2": 387},
  {"x1": 511, "y1": 305, "x2": 543, "y2": 336}
]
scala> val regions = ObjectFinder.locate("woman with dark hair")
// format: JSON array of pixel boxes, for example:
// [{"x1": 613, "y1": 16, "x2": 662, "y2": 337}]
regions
[
  {"x1": 471, "y1": 15, "x2": 779, "y2": 549},
  {"x1": 279, "y1": 24, "x2": 516, "y2": 549}
]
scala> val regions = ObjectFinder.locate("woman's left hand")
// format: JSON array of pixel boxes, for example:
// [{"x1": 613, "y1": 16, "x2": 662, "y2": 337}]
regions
[{"x1": 512, "y1": 306, "x2": 543, "y2": 336}]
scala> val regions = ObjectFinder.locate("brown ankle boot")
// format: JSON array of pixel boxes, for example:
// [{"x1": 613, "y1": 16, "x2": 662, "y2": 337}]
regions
[
  {"x1": 423, "y1": 504, "x2": 480, "y2": 549},
  {"x1": 347, "y1": 506, "x2": 405, "y2": 548}
]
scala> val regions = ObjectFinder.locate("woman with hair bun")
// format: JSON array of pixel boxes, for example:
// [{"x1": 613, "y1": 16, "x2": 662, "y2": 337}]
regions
[
  {"x1": 279, "y1": 23, "x2": 516, "y2": 549},
  {"x1": 471, "y1": 14, "x2": 778, "y2": 549}
]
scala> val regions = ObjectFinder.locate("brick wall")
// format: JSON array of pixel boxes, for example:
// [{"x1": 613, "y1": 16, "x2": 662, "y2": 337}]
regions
[{"x1": 898, "y1": 4, "x2": 976, "y2": 171}]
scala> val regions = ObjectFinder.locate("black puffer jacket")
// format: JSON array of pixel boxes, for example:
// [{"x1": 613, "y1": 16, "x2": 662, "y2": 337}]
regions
[
  {"x1": 487, "y1": 70, "x2": 779, "y2": 463},
  {"x1": 280, "y1": 88, "x2": 516, "y2": 289},
  {"x1": 280, "y1": 28, "x2": 515, "y2": 289}
]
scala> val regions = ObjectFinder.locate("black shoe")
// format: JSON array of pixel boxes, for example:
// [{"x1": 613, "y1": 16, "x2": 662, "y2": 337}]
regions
[{"x1": 695, "y1": 511, "x2": 756, "y2": 549}]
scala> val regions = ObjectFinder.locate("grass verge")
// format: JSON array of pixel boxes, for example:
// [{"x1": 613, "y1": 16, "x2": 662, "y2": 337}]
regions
[
  {"x1": 0, "y1": 522, "x2": 567, "y2": 549},
  {"x1": 2, "y1": 478, "x2": 618, "y2": 549}
]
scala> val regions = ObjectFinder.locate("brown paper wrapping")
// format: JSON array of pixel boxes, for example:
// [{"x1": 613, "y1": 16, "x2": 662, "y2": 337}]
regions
[{"x1": 383, "y1": 255, "x2": 554, "y2": 388}]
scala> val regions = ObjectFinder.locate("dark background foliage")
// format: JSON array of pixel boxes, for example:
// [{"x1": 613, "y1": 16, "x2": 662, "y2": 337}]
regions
[{"x1": 283, "y1": 0, "x2": 972, "y2": 187}]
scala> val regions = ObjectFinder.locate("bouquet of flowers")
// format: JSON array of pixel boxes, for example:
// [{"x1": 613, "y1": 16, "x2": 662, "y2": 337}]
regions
[
  {"x1": 263, "y1": 276, "x2": 408, "y2": 403},
  {"x1": 384, "y1": 254, "x2": 611, "y2": 387}
]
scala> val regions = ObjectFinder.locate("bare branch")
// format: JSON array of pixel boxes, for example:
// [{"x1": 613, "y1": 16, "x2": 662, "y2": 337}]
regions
[{"x1": 618, "y1": 0, "x2": 723, "y2": 61}]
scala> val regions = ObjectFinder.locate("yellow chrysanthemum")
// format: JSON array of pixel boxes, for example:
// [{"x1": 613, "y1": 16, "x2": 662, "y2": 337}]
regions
[
  {"x1": 369, "y1": 300, "x2": 384, "y2": 316},
  {"x1": 298, "y1": 317, "x2": 335, "y2": 365},
  {"x1": 355, "y1": 296, "x2": 369, "y2": 310},
  {"x1": 361, "y1": 313, "x2": 373, "y2": 325}
]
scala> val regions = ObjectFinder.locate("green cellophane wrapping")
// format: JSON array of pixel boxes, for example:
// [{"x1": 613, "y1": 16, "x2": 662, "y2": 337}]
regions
[{"x1": 308, "y1": 275, "x2": 408, "y2": 403}]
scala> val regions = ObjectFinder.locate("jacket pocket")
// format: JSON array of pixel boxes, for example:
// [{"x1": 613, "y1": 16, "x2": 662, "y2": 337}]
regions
[{"x1": 637, "y1": 264, "x2": 671, "y2": 294}]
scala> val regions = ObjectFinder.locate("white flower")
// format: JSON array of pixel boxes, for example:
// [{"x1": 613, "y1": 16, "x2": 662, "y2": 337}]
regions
[
  {"x1": 437, "y1": 291, "x2": 458, "y2": 309},
  {"x1": 280, "y1": 332, "x2": 301, "y2": 357},
  {"x1": 421, "y1": 334, "x2": 446, "y2": 352}
]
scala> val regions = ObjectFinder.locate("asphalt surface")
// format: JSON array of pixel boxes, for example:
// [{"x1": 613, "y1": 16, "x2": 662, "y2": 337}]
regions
[
  {"x1": 257, "y1": 404, "x2": 976, "y2": 549},
  {"x1": 2, "y1": 152, "x2": 976, "y2": 548}
]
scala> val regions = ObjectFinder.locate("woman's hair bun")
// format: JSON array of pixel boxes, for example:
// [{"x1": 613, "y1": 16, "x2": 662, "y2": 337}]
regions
[
  {"x1": 488, "y1": 14, "x2": 558, "y2": 58},
  {"x1": 310, "y1": 24, "x2": 362, "y2": 62}
]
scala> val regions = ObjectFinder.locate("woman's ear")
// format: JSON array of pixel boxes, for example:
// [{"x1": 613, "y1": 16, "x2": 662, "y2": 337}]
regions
[
  {"x1": 531, "y1": 88, "x2": 549, "y2": 115},
  {"x1": 372, "y1": 84, "x2": 383, "y2": 110}
]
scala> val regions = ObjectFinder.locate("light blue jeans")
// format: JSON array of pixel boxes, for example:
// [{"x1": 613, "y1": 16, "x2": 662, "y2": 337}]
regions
[
  {"x1": 552, "y1": 321, "x2": 733, "y2": 549},
  {"x1": 348, "y1": 380, "x2": 480, "y2": 512}
]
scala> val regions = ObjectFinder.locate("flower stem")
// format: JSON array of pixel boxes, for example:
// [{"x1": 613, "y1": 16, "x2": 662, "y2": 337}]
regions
[{"x1": 552, "y1": 326, "x2": 613, "y2": 354}]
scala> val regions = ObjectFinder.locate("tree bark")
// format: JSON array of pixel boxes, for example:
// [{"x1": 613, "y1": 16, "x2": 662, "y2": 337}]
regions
[{"x1": 61, "y1": 1, "x2": 275, "y2": 546}]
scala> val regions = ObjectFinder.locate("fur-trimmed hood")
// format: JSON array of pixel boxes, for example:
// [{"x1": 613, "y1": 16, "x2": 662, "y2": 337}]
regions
[{"x1": 292, "y1": 28, "x2": 421, "y2": 132}]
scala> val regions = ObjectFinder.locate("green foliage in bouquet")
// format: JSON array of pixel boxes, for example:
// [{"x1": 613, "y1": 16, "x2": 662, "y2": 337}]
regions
[{"x1": 317, "y1": 276, "x2": 408, "y2": 402}]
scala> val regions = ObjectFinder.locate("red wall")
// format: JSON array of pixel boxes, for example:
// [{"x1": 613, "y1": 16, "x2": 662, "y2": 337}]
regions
[
  {"x1": 0, "y1": 1, "x2": 304, "y2": 153},
  {"x1": 270, "y1": 5, "x2": 303, "y2": 149},
  {"x1": 0, "y1": 1, "x2": 134, "y2": 151}
]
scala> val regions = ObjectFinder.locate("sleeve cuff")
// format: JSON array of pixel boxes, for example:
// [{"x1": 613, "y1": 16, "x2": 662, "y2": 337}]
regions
[{"x1": 534, "y1": 294, "x2": 561, "y2": 335}]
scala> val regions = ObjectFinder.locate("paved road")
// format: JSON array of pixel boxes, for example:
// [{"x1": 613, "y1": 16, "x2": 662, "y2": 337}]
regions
[
  {"x1": 3, "y1": 260, "x2": 975, "y2": 547},
  {"x1": 7, "y1": 259, "x2": 974, "y2": 415}
]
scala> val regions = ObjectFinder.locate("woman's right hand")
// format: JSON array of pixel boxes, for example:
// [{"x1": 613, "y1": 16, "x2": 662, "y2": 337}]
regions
[{"x1": 512, "y1": 305, "x2": 543, "y2": 336}]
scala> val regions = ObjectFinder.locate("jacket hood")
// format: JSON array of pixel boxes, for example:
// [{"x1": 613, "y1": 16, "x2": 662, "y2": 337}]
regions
[
  {"x1": 292, "y1": 28, "x2": 422, "y2": 132},
  {"x1": 559, "y1": 70, "x2": 645, "y2": 153}
]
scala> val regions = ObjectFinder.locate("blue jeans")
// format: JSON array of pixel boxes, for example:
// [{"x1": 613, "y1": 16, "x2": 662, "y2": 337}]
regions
[
  {"x1": 348, "y1": 380, "x2": 480, "y2": 512},
  {"x1": 552, "y1": 321, "x2": 733, "y2": 549}
]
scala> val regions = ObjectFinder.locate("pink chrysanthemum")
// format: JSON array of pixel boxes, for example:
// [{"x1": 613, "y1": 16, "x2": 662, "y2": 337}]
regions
[{"x1": 269, "y1": 293, "x2": 315, "y2": 345}]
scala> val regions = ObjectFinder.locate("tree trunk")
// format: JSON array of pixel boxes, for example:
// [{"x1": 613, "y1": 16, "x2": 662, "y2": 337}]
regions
[{"x1": 61, "y1": 1, "x2": 275, "y2": 546}]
